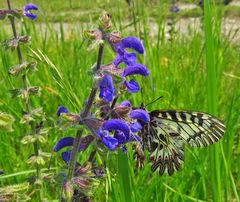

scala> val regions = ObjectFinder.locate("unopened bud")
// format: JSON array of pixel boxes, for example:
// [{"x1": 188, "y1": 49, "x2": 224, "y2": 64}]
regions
[{"x1": 63, "y1": 180, "x2": 73, "y2": 201}]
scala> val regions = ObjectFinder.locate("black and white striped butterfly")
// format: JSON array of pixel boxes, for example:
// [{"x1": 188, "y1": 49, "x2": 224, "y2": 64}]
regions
[{"x1": 134, "y1": 109, "x2": 225, "y2": 176}]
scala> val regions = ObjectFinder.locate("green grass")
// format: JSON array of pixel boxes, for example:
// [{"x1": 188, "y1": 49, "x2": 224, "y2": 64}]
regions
[{"x1": 1, "y1": 0, "x2": 240, "y2": 201}]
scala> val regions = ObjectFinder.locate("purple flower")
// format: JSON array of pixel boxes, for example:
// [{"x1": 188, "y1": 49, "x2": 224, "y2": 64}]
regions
[
  {"x1": 96, "y1": 119, "x2": 130, "y2": 151},
  {"x1": 122, "y1": 64, "x2": 149, "y2": 77},
  {"x1": 53, "y1": 135, "x2": 94, "y2": 154},
  {"x1": 99, "y1": 74, "x2": 115, "y2": 103},
  {"x1": 0, "y1": 171, "x2": 3, "y2": 175},
  {"x1": 61, "y1": 150, "x2": 72, "y2": 163},
  {"x1": 102, "y1": 119, "x2": 130, "y2": 136},
  {"x1": 113, "y1": 51, "x2": 137, "y2": 67},
  {"x1": 97, "y1": 118, "x2": 142, "y2": 151},
  {"x1": 111, "y1": 36, "x2": 149, "y2": 94},
  {"x1": 121, "y1": 100, "x2": 132, "y2": 108},
  {"x1": 53, "y1": 137, "x2": 74, "y2": 152},
  {"x1": 101, "y1": 135, "x2": 118, "y2": 151},
  {"x1": 124, "y1": 80, "x2": 140, "y2": 93},
  {"x1": 130, "y1": 122, "x2": 142, "y2": 133},
  {"x1": 23, "y1": 3, "x2": 38, "y2": 20},
  {"x1": 118, "y1": 36, "x2": 144, "y2": 54},
  {"x1": 57, "y1": 106, "x2": 68, "y2": 117},
  {"x1": 129, "y1": 109, "x2": 150, "y2": 123},
  {"x1": 113, "y1": 36, "x2": 144, "y2": 67},
  {"x1": 114, "y1": 131, "x2": 128, "y2": 144}
]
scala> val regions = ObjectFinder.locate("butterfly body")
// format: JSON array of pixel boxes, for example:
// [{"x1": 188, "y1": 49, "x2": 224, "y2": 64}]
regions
[{"x1": 135, "y1": 109, "x2": 225, "y2": 176}]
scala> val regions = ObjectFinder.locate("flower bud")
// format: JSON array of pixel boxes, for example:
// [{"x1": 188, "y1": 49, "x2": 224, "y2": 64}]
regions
[
  {"x1": 111, "y1": 105, "x2": 131, "y2": 119},
  {"x1": 62, "y1": 180, "x2": 73, "y2": 201},
  {"x1": 99, "y1": 11, "x2": 112, "y2": 31},
  {"x1": 107, "y1": 32, "x2": 121, "y2": 44}
]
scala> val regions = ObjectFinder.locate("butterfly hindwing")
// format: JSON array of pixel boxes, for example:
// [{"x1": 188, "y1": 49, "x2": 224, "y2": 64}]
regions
[
  {"x1": 142, "y1": 110, "x2": 225, "y2": 175},
  {"x1": 148, "y1": 120, "x2": 184, "y2": 175}
]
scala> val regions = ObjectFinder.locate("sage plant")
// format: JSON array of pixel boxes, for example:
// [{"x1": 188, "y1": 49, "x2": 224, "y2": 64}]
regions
[
  {"x1": 1, "y1": 1, "x2": 50, "y2": 200},
  {"x1": 53, "y1": 13, "x2": 150, "y2": 201}
]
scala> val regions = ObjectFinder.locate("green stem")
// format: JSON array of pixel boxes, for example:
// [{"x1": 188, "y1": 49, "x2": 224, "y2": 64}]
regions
[{"x1": 6, "y1": 0, "x2": 41, "y2": 200}]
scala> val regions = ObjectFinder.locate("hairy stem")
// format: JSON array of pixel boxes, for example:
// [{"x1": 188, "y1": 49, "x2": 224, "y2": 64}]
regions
[
  {"x1": 67, "y1": 129, "x2": 83, "y2": 180},
  {"x1": 61, "y1": 43, "x2": 104, "y2": 201},
  {"x1": 81, "y1": 43, "x2": 104, "y2": 118},
  {"x1": 6, "y1": 0, "x2": 41, "y2": 200}
]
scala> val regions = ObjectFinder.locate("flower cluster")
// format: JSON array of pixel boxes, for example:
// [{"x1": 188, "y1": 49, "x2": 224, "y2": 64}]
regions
[
  {"x1": 99, "y1": 36, "x2": 149, "y2": 102},
  {"x1": 54, "y1": 35, "x2": 150, "y2": 159}
]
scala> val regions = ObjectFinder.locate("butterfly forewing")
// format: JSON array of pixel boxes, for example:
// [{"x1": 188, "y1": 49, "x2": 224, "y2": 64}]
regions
[
  {"x1": 144, "y1": 110, "x2": 225, "y2": 175},
  {"x1": 150, "y1": 110, "x2": 225, "y2": 147}
]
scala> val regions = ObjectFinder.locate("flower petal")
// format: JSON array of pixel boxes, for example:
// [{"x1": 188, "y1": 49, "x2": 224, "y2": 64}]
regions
[
  {"x1": 129, "y1": 109, "x2": 150, "y2": 123},
  {"x1": 123, "y1": 52, "x2": 137, "y2": 66},
  {"x1": 121, "y1": 100, "x2": 132, "y2": 107},
  {"x1": 24, "y1": 3, "x2": 39, "y2": 11},
  {"x1": 23, "y1": 3, "x2": 39, "y2": 20},
  {"x1": 122, "y1": 64, "x2": 149, "y2": 77},
  {"x1": 102, "y1": 119, "x2": 130, "y2": 136},
  {"x1": 124, "y1": 80, "x2": 140, "y2": 93},
  {"x1": 101, "y1": 135, "x2": 118, "y2": 151},
  {"x1": 53, "y1": 137, "x2": 74, "y2": 152},
  {"x1": 61, "y1": 150, "x2": 72, "y2": 163},
  {"x1": 120, "y1": 36, "x2": 144, "y2": 54},
  {"x1": 129, "y1": 134, "x2": 141, "y2": 142},
  {"x1": 57, "y1": 106, "x2": 69, "y2": 117},
  {"x1": 130, "y1": 122, "x2": 142, "y2": 132},
  {"x1": 99, "y1": 74, "x2": 115, "y2": 103},
  {"x1": 113, "y1": 54, "x2": 122, "y2": 67},
  {"x1": 114, "y1": 131, "x2": 127, "y2": 144}
]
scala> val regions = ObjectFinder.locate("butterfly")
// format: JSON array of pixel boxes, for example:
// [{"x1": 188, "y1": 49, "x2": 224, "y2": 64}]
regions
[{"x1": 134, "y1": 109, "x2": 225, "y2": 176}]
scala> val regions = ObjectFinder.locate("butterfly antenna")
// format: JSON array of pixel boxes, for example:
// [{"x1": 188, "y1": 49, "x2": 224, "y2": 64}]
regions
[{"x1": 145, "y1": 96, "x2": 163, "y2": 107}]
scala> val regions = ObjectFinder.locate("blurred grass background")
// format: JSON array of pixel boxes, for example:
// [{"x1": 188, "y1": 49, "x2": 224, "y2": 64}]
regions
[{"x1": 0, "y1": 0, "x2": 240, "y2": 201}]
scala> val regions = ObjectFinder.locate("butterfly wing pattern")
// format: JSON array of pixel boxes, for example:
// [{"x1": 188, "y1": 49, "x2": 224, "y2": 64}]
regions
[{"x1": 139, "y1": 110, "x2": 225, "y2": 176}]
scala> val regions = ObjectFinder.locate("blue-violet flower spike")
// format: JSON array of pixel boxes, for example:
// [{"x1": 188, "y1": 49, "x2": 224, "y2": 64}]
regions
[
  {"x1": 99, "y1": 74, "x2": 115, "y2": 103},
  {"x1": 23, "y1": 3, "x2": 39, "y2": 20},
  {"x1": 123, "y1": 64, "x2": 149, "y2": 77},
  {"x1": 120, "y1": 36, "x2": 144, "y2": 54},
  {"x1": 124, "y1": 80, "x2": 140, "y2": 93},
  {"x1": 0, "y1": 171, "x2": 3, "y2": 175},
  {"x1": 53, "y1": 137, "x2": 74, "y2": 152},
  {"x1": 129, "y1": 109, "x2": 150, "y2": 123},
  {"x1": 102, "y1": 119, "x2": 130, "y2": 136}
]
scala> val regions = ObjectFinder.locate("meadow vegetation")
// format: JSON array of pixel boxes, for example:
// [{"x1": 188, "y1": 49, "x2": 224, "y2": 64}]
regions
[{"x1": 0, "y1": 0, "x2": 240, "y2": 201}]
